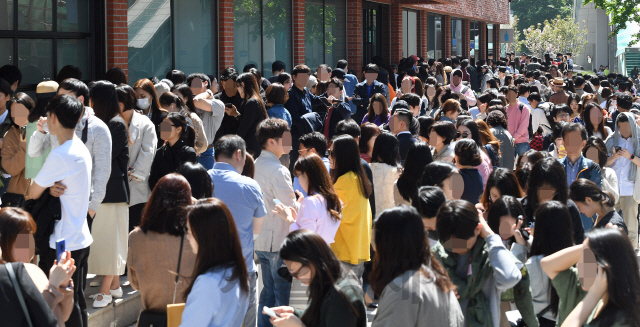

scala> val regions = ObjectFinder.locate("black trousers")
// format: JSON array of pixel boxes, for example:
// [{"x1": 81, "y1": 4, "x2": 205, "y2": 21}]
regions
[
  {"x1": 128, "y1": 203, "x2": 146, "y2": 232},
  {"x1": 40, "y1": 245, "x2": 90, "y2": 327}
]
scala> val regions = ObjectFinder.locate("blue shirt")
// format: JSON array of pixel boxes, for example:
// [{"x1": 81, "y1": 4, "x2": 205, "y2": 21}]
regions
[
  {"x1": 267, "y1": 104, "x2": 292, "y2": 128},
  {"x1": 293, "y1": 157, "x2": 331, "y2": 196},
  {"x1": 343, "y1": 74, "x2": 358, "y2": 113},
  {"x1": 179, "y1": 267, "x2": 248, "y2": 327},
  {"x1": 367, "y1": 83, "x2": 374, "y2": 99},
  {"x1": 565, "y1": 155, "x2": 583, "y2": 187},
  {"x1": 209, "y1": 162, "x2": 267, "y2": 273}
]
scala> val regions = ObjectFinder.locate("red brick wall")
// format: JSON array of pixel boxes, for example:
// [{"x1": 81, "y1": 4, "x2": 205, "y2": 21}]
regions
[
  {"x1": 462, "y1": 19, "x2": 470, "y2": 58},
  {"x1": 480, "y1": 22, "x2": 487, "y2": 60},
  {"x1": 293, "y1": 0, "x2": 305, "y2": 66},
  {"x1": 418, "y1": 0, "x2": 509, "y2": 24},
  {"x1": 347, "y1": 0, "x2": 363, "y2": 79},
  {"x1": 389, "y1": 2, "x2": 403, "y2": 66},
  {"x1": 494, "y1": 24, "x2": 501, "y2": 59},
  {"x1": 218, "y1": 0, "x2": 234, "y2": 70},
  {"x1": 419, "y1": 10, "x2": 428, "y2": 58},
  {"x1": 443, "y1": 15, "x2": 451, "y2": 58},
  {"x1": 106, "y1": 0, "x2": 128, "y2": 76}
]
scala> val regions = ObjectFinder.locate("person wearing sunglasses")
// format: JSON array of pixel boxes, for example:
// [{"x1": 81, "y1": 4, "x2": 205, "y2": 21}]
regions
[{"x1": 264, "y1": 229, "x2": 367, "y2": 327}]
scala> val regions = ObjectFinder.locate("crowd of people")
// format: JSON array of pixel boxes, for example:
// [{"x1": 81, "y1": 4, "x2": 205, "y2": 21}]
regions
[{"x1": 1, "y1": 50, "x2": 640, "y2": 327}]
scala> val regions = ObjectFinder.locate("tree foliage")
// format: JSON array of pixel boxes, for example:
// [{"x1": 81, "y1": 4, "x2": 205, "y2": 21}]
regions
[
  {"x1": 522, "y1": 16, "x2": 588, "y2": 58},
  {"x1": 583, "y1": 0, "x2": 640, "y2": 46},
  {"x1": 511, "y1": 0, "x2": 572, "y2": 34}
]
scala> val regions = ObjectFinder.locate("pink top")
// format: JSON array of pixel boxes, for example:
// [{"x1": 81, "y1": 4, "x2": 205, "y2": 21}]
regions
[
  {"x1": 476, "y1": 150, "x2": 493, "y2": 188},
  {"x1": 289, "y1": 195, "x2": 341, "y2": 245},
  {"x1": 506, "y1": 102, "x2": 530, "y2": 144}
]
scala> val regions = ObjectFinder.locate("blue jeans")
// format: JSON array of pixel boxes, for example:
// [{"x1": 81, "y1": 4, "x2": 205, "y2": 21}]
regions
[
  {"x1": 197, "y1": 147, "x2": 215, "y2": 170},
  {"x1": 256, "y1": 251, "x2": 291, "y2": 327},
  {"x1": 515, "y1": 142, "x2": 530, "y2": 157}
]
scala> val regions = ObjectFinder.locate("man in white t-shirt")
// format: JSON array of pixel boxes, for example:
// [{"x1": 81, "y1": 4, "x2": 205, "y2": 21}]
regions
[{"x1": 27, "y1": 94, "x2": 93, "y2": 327}]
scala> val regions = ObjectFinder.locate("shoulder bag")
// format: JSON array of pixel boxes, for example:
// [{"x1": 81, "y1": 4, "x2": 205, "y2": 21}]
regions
[{"x1": 138, "y1": 234, "x2": 185, "y2": 327}]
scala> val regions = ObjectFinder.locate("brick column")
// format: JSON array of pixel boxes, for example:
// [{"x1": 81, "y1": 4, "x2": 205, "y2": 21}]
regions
[
  {"x1": 419, "y1": 11, "x2": 428, "y2": 59},
  {"x1": 494, "y1": 24, "x2": 501, "y2": 59},
  {"x1": 443, "y1": 15, "x2": 451, "y2": 58},
  {"x1": 347, "y1": 0, "x2": 363, "y2": 79},
  {"x1": 389, "y1": 2, "x2": 403, "y2": 66},
  {"x1": 106, "y1": 0, "x2": 128, "y2": 77},
  {"x1": 462, "y1": 19, "x2": 470, "y2": 58},
  {"x1": 292, "y1": 0, "x2": 305, "y2": 66},
  {"x1": 479, "y1": 22, "x2": 487, "y2": 60},
  {"x1": 218, "y1": 0, "x2": 234, "y2": 70}
]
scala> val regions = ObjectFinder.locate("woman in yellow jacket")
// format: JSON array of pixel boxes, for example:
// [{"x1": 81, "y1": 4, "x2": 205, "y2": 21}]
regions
[{"x1": 328, "y1": 135, "x2": 372, "y2": 280}]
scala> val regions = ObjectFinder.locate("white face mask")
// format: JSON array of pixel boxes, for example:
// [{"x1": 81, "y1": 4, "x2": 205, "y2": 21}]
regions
[{"x1": 137, "y1": 98, "x2": 151, "y2": 110}]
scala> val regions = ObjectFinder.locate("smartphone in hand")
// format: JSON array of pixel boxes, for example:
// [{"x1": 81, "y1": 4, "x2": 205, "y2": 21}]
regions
[
  {"x1": 56, "y1": 239, "x2": 65, "y2": 262},
  {"x1": 263, "y1": 306, "x2": 282, "y2": 319}
]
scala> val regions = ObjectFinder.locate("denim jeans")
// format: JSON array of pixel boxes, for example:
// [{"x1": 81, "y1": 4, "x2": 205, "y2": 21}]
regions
[
  {"x1": 243, "y1": 272, "x2": 259, "y2": 327},
  {"x1": 197, "y1": 147, "x2": 215, "y2": 170},
  {"x1": 515, "y1": 142, "x2": 530, "y2": 157},
  {"x1": 256, "y1": 251, "x2": 291, "y2": 327}
]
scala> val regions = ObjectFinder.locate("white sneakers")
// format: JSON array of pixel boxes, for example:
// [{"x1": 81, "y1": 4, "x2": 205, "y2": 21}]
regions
[{"x1": 91, "y1": 287, "x2": 123, "y2": 308}]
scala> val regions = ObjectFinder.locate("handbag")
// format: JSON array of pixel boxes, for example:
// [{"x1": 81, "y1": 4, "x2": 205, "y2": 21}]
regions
[
  {"x1": 5, "y1": 263, "x2": 34, "y2": 327},
  {"x1": 138, "y1": 235, "x2": 185, "y2": 327},
  {"x1": 1, "y1": 178, "x2": 30, "y2": 208}
]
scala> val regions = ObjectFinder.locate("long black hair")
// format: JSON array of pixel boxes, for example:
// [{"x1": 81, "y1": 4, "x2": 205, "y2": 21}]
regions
[
  {"x1": 487, "y1": 195, "x2": 526, "y2": 243},
  {"x1": 527, "y1": 157, "x2": 569, "y2": 211},
  {"x1": 330, "y1": 135, "x2": 372, "y2": 198},
  {"x1": 457, "y1": 119, "x2": 483, "y2": 150},
  {"x1": 279, "y1": 230, "x2": 360, "y2": 327},
  {"x1": 90, "y1": 80, "x2": 120, "y2": 123},
  {"x1": 172, "y1": 84, "x2": 197, "y2": 113},
  {"x1": 397, "y1": 142, "x2": 433, "y2": 201},
  {"x1": 178, "y1": 162, "x2": 213, "y2": 199},
  {"x1": 480, "y1": 168, "x2": 523, "y2": 211},
  {"x1": 529, "y1": 200, "x2": 574, "y2": 316},
  {"x1": 586, "y1": 228, "x2": 640, "y2": 326},
  {"x1": 370, "y1": 132, "x2": 401, "y2": 168},
  {"x1": 236, "y1": 73, "x2": 268, "y2": 120},
  {"x1": 167, "y1": 112, "x2": 196, "y2": 147}
]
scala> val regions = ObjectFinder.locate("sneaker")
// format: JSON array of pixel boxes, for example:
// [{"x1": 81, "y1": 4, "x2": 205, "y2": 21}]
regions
[
  {"x1": 110, "y1": 287, "x2": 123, "y2": 298},
  {"x1": 92, "y1": 293, "x2": 112, "y2": 308}
]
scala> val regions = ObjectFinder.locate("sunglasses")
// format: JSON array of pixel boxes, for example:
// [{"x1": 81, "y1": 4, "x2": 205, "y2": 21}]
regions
[
  {"x1": 288, "y1": 265, "x2": 310, "y2": 279},
  {"x1": 456, "y1": 132, "x2": 469, "y2": 139}
]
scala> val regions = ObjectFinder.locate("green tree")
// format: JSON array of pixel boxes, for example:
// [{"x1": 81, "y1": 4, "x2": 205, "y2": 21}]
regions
[
  {"x1": 511, "y1": 0, "x2": 572, "y2": 34},
  {"x1": 522, "y1": 16, "x2": 588, "y2": 58},
  {"x1": 583, "y1": 0, "x2": 640, "y2": 46}
]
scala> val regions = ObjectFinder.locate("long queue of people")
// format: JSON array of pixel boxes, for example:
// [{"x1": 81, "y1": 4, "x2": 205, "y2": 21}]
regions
[{"x1": 0, "y1": 52, "x2": 640, "y2": 327}]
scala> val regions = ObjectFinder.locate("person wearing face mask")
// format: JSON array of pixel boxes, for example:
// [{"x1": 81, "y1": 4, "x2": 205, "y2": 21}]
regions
[
  {"x1": 1, "y1": 93, "x2": 33, "y2": 206},
  {"x1": 133, "y1": 79, "x2": 168, "y2": 149},
  {"x1": 604, "y1": 111, "x2": 640, "y2": 249},
  {"x1": 352, "y1": 64, "x2": 389, "y2": 124},
  {"x1": 148, "y1": 113, "x2": 197, "y2": 190},
  {"x1": 541, "y1": 228, "x2": 640, "y2": 327}
]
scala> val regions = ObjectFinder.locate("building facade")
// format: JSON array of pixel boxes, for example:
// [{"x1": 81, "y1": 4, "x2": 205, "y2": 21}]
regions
[
  {"x1": 0, "y1": 0, "x2": 509, "y2": 90},
  {"x1": 573, "y1": 1, "x2": 616, "y2": 72}
]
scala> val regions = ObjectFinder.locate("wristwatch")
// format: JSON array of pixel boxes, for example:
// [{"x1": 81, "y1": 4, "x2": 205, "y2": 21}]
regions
[{"x1": 631, "y1": 154, "x2": 635, "y2": 160}]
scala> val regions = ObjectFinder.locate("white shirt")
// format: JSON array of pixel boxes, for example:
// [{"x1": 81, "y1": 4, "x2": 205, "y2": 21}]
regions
[
  {"x1": 610, "y1": 136, "x2": 635, "y2": 196},
  {"x1": 35, "y1": 138, "x2": 93, "y2": 251}
]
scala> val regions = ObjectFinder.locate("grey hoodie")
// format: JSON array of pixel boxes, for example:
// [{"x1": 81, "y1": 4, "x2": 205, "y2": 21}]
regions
[
  {"x1": 28, "y1": 107, "x2": 112, "y2": 212},
  {"x1": 604, "y1": 111, "x2": 640, "y2": 183}
]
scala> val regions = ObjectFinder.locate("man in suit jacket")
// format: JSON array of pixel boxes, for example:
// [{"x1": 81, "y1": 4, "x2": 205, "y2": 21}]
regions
[
  {"x1": 390, "y1": 109, "x2": 417, "y2": 163},
  {"x1": 352, "y1": 64, "x2": 389, "y2": 124}
]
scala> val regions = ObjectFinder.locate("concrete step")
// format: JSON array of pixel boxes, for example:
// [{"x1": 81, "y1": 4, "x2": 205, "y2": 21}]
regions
[{"x1": 87, "y1": 275, "x2": 141, "y2": 327}]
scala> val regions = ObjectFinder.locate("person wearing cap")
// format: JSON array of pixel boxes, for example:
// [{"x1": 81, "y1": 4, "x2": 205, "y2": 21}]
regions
[
  {"x1": 353, "y1": 64, "x2": 389, "y2": 124},
  {"x1": 25, "y1": 81, "x2": 58, "y2": 179},
  {"x1": 550, "y1": 77, "x2": 570, "y2": 106},
  {"x1": 449, "y1": 69, "x2": 477, "y2": 107}
]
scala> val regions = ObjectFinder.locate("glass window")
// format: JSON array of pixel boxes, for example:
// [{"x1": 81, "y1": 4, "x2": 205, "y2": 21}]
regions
[
  {"x1": 57, "y1": 39, "x2": 89, "y2": 78},
  {"x1": 234, "y1": 0, "x2": 262, "y2": 73},
  {"x1": 18, "y1": 39, "x2": 53, "y2": 84},
  {"x1": 262, "y1": 0, "x2": 291, "y2": 78},
  {"x1": 128, "y1": 0, "x2": 172, "y2": 85},
  {"x1": 470, "y1": 22, "x2": 479, "y2": 61},
  {"x1": 305, "y1": 0, "x2": 345, "y2": 70},
  {"x1": 451, "y1": 19, "x2": 463, "y2": 57},
  {"x1": 0, "y1": 39, "x2": 12, "y2": 66},
  {"x1": 18, "y1": 0, "x2": 53, "y2": 31},
  {"x1": 427, "y1": 15, "x2": 441, "y2": 60},
  {"x1": 57, "y1": 0, "x2": 89, "y2": 32},
  {"x1": 174, "y1": 0, "x2": 214, "y2": 77},
  {"x1": 0, "y1": 1, "x2": 13, "y2": 30},
  {"x1": 402, "y1": 10, "x2": 417, "y2": 58}
]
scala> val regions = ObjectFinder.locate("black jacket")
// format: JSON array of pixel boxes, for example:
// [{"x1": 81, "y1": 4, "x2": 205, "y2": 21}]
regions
[
  {"x1": 285, "y1": 86, "x2": 326, "y2": 137},
  {"x1": 103, "y1": 116, "x2": 130, "y2": 204},
  {"x1": 236, "y1": 97, "x2": 266, "y2": 157},
  {"x1": 213, "y1": 91, "x2": 244, "y2": 142},
  {"x1": 24, "y1": 189, "x2": 61, "y2": 255},
  {"x1": 397, "y1": 133, "x2": 417, "y2": 163},
  {"x1": 148, "y1": 139, "x2": 197, "y2": 190},
  {"x1": 459, "y1": 168, "x2": 483, "y2": 205},
  {"x1": 324, "y1": 102, "x2": 352, "y2": 141}
]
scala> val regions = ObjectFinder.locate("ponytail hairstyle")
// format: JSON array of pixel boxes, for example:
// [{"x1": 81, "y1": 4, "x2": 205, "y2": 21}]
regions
[
  {"x1": 167, "y1": 112, "x2": 196, "y2": 147},
  {"x1": 569, "y1": 179, "x2": 616, "y2": 208}
]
